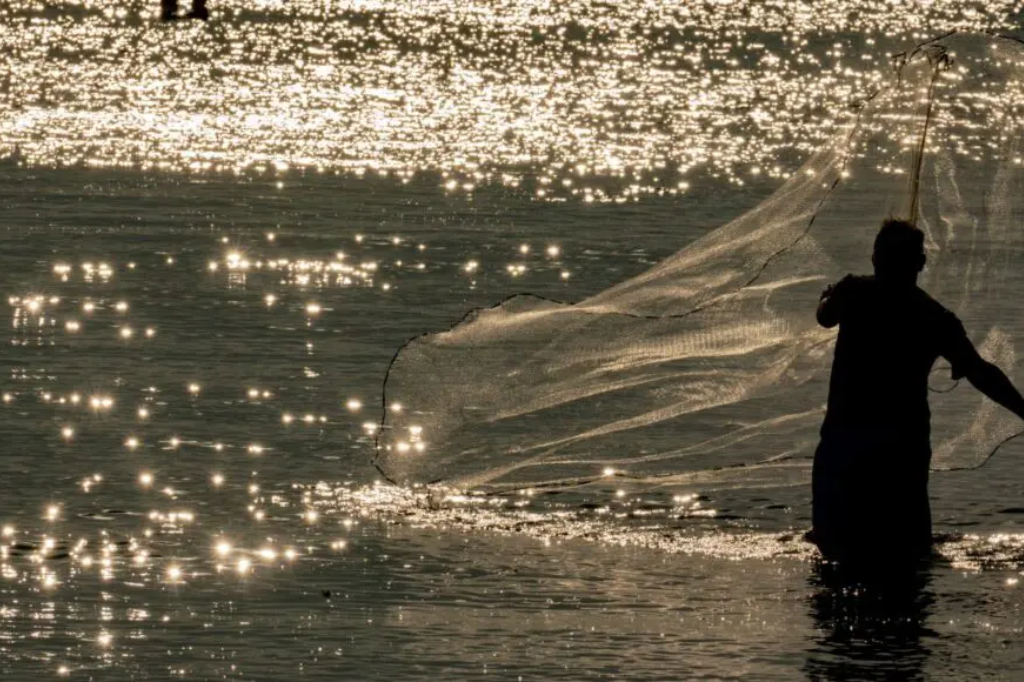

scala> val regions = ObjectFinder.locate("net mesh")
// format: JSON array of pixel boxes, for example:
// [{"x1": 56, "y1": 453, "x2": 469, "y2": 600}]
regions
[{"x1": 375, "y1": 32, "x2": 1024, "y2": 492}]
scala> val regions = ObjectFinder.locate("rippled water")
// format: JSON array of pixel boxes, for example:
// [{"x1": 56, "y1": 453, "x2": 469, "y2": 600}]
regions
[{"x1": 2, "y1": 1, "x2": 1024, "y2": 679}]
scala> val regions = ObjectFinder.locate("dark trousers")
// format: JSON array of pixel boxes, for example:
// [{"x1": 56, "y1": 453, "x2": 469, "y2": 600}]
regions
[{"x1": 811, "y1": 430, "x2": 932, "y2": 564}]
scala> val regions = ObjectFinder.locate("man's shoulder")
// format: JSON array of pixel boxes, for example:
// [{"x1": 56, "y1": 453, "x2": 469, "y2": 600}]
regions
[
  {"x1": 913, "y1": 285, "x2": 954, "y2": 313},
  {"x1": 834, "y1": 273, "x2": 873, "y2": 292},
  {"x1": 913, "y1": 287, "x2": 965, "y2": 330}
]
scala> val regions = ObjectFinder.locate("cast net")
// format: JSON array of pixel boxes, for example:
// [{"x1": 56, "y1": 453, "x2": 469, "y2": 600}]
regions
[{"x1": 375, "y1": 32, "x2": 1024, "y2": 493}]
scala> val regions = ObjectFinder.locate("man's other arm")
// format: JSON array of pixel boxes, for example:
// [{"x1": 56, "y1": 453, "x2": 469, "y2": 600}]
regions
[
  {"x1": 962, "y1": 354, "x2": 1024, "y2": 421},
  {"x1": 942, "y1": 313, "x2": 1024, "y2": 420}
]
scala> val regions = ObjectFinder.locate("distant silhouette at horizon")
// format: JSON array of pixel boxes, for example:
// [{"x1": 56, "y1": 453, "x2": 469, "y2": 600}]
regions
[
  {"x1": 161, "y1": 0, "x2": 208, "y2": 22},
  {"x1": 809, "y1": 218, "x2": 1024, "y2": 566}
]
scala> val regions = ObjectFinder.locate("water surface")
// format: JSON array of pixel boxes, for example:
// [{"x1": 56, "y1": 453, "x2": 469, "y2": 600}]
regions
[{"x1": 1, "y1": 2, "x2": 1024, "y2": 679}]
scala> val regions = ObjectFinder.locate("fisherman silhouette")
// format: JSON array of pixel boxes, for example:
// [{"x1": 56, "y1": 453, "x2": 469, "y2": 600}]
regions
[{"x1": 809, "y1": 218, "x2": 1024, "y2": 565}]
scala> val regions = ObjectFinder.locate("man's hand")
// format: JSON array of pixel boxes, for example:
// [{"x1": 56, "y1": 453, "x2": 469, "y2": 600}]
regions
[{"x1": 816, "y1": 276, "x2": 851, "y2": 329}]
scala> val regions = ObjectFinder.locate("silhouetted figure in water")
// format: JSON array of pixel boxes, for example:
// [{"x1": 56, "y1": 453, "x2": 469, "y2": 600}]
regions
[
  {"x1": 160, "y1": 0, "x2": 208, "y2": 21},
  {"x1": 810, "y1": 219, "x2": 1024, "y2": 565},
  {"x1": 160, "y1": 0, "x2": 178, "y2": 22},
  {"x1": 187, "y1": 0, "x2": 209, "y2": 20}
]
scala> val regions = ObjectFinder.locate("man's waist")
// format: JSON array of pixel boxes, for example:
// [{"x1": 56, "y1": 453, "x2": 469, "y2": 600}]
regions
[{"x1": 820, "y1": 413, "x2": 931, "y2": 441}]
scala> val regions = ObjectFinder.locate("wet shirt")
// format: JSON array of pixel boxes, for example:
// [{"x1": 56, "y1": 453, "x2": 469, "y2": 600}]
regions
[{"x1": 818, "y1": 275, "x2": 975, "y2": 445}]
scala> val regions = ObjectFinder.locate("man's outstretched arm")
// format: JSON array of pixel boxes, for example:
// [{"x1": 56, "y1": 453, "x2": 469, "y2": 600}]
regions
[
  {"x1": 963, "y1": 357, "x2": 1024, "y2": 421},
  {"x1": 941, "y1": 314, "x2": 1024, "y2": 421}
]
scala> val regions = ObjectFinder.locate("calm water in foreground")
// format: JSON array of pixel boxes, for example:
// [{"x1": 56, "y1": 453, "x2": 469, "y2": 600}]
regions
[{"x1": 2, "y1": 1, "x2": 1024, "y2": 679}]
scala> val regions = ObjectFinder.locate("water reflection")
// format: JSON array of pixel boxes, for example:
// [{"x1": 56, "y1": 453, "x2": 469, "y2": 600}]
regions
[
  {"x1": 0, "y1": 1, "x2": 1019, "y2": 200},
  {"x1": 804, "y1": 559, "x2": 935, "y2": 680}
]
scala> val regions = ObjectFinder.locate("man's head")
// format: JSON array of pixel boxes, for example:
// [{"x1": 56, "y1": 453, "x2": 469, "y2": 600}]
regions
[{"x1": 872, "y1": 218, "x2": 926, "y2": 282}]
